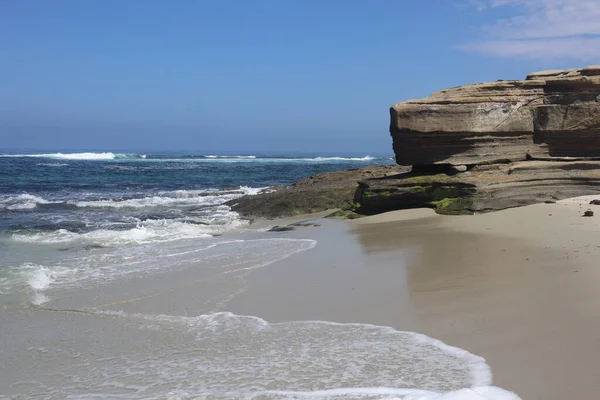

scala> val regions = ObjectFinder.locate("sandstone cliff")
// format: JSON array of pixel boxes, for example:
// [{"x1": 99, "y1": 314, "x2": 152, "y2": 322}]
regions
[
  {"x1": 390, "y1": 66, "x2": 600, "y2": 166},
  {"x1": 231, "y1": 66, "x2": 600, "y2": 219}
]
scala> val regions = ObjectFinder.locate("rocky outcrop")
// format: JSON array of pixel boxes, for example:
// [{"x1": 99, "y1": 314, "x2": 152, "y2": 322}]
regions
[
  {"x1": 355, "y1": 162, "x2": 600, "y2": 215},
  {"x1": 231, "y1": 66, "x2": 600, "y2": 219},
  {"x1": 227, "y1": 165, "x2": 407, "y2": 218},
  {"x1": 391, "y1": 66, "x2": 600, "y2": 166}
]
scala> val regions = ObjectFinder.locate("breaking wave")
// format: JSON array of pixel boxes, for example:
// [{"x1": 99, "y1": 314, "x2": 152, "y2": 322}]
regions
[
  {"x1": 1, "y1": 152, "x2": 391, "y2": 163},
  {"x1": 200, "y1": 155, "x2": 377, "y2": 162},
  {"x1": 0, "y1": 152, "x2": 146, "y2": 160},
  {"x1": 0, "y1": 187, "x2": 264, "y2": 212},
  {"x1": 312, "y1": 156, "x2": 375, "y2": 161},
  {"x1": 205, "y1": 155, "x2": 257, "y2": 159},
  {"x1": 36, "y1": 162, "x2": 68, "y2": 167},
  {"x1": 70, "y1": 187, "x2": 265, "y2": 209},
  {"x1": 12, "y1": 217, "x2": 237, "y2": 246},
  {"x1": 0, "y1": 194, "x2": 54, "y2": 210}
]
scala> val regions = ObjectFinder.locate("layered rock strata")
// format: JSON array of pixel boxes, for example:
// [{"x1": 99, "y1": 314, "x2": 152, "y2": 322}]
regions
[
  {"x1": 355, "y1": 162, "x2": 600, "y2": 215},
  {"x1": 390, "y1": 66, "x2": 600, "y2": 166}
]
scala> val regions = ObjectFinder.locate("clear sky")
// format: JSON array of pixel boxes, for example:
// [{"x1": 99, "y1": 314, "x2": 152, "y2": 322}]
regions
[{"x1": 1, "y1": 0, "x2": 598, "y2": 153}]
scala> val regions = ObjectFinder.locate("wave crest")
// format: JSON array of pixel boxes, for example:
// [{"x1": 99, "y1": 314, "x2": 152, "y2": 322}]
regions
[
  {"x1": 0, "y1": 194, "x2": 53, "y2": 210},
  {"x1": 205, "y1": 155, "x2": 257, "y2": 159},
  {"x1": 70, "y1": 186, "x2": 265, "y2": 209},
  {"x1": 0, "y1": 152, "x2": 146, "y2": 160}
]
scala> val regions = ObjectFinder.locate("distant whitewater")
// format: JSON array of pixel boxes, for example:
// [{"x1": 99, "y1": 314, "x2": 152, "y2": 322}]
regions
[
  {"x1": 0, "y1": 151, "x2": 385, "y2": 162},
  {"x1": 0, "y1": 152, "x2": 146, "y2": 160}
]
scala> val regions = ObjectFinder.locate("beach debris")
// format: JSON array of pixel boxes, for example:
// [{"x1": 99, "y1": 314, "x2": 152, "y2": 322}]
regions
[
  {"x1": 545, "y1": 200, "x2": 556, "y2": 204},
  {"x1": 269, "y1": 220, "x2": 322, "y2": 232},
  {"x1": 268, "y1": 225, "x2": 296, "y2": 232},
  {"x1": 290, "y1": 220, "x2": 321, "y2": 227},
  {"x1": 583, "y1": 210, "x2": 594, "y2": 217},
  {"x1": 589, "y1": 199, "x2": 600, "y2": 205}
]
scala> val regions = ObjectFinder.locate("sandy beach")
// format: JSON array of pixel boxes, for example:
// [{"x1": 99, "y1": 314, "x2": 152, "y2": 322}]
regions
[
  {"x1": 226, "y1": 197, "x2": 600, "y2": 399},
  {"x1": 4, "y1": 197, "x2": 600, "y2": 398}
]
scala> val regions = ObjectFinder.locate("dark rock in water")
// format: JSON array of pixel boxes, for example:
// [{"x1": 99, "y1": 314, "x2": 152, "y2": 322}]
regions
[
  {"x1": 545, "y1": 200, "x2": 557, "y2": 204},
  {"x1": 180, "y1": 220, "x2": 209, "y2": 226},
  {"x1": 227, "y1": 165, "x2": 407, "y2": 219},
  {"x1": 326, "y1": 209, "x2": 363, "y2": 219},
  {"x1": 268, "y1": 225, "x2": 296, "y2": 232},
  {"x1": 589, "y1": 199, "x2": 600, "y2": 205},
  {"x1": 137, "y1": 211, "x2": 185, "y2": 221},
  {"x1": 289, "y1": 220, "x2": 320, "y2": 227},
  {"x1": 583, "y1": 210, "x2": 594, "y2": 217},
  {"x1": 84, "y1": 243, "x2": 105, "y2": 250},
  {"x1": 58, "y1": 243, "x2": 105, "y2": 252}
]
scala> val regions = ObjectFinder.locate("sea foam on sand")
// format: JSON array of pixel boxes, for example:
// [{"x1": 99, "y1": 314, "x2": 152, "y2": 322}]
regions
[{"x1": 3, "y1": 310, "x2": 519, "y2": 399}]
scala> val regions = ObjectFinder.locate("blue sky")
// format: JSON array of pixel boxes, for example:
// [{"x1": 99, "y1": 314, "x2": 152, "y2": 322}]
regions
[{"x1": 1, "y1": 0, "x2": 598, "y2": 153}]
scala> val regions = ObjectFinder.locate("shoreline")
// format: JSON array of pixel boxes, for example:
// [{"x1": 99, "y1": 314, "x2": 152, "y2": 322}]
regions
[
  {"x1": 4, "y1": 196, "x2": 600, "y2": 398},
  {"x1": 226, "y1": 196, "x2": 600, "y2": 399}
]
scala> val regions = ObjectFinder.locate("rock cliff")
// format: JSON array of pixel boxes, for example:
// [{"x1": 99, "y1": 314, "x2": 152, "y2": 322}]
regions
[
  {"x1": 390, "y1": 66, "x2": 600, "y2": 166},
  {"x1": 231, "y1": 66, "x2": 600, "y2": 219}
]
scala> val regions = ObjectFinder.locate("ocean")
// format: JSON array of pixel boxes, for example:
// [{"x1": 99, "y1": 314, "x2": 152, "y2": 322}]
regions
[{"x1": 0, "y1": 151, "x2": 517, "y2": 399}]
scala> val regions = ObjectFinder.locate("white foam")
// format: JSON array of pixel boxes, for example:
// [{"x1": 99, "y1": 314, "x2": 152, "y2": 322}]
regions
[
  {"x1": 410, "y1": 387, "x2": 521, "y2": 400},
  {"x1": 7, "y1": 238, "x2": 316, "y2": 307},
  {"x1": 196, "y1": 156, "x2": 377, "y2": 163},
  {"x1": 16, "y1": 263, "x2": 78, "y2": 305},
  {"x1": 0, "y1": 194, "x2": 53, "y2": 210},
  {"x1": 36, "y1": 162, "x2": 68, "y2": 167},
  {"x1": 70, "y1": 187, "x2": 265, "y2": 209},
  {"x1": 214, "y1": 386, "x2": 520, "y2": 399},
  {"x1": 25, "y1": 266, "x2": 55, "y2": 291},
  {"x1": 205, "y1": 155, "x2": 257, "y2": 159},
  {"x1": 30, "y1": 292, "x2": 50, "y2": 306},
  {"x1": 38, "y1": 311, "x2": 518, "y2": 399},
  {"x1": 8, "y1": 187, "x2": 265, "y2": 248},
  {"x1": 312, "y1": 156, "x2": 375, "y2": 161},
  {"x1": 0, "y1": 152, "x2": 144, "y2": 160},
  {"x1": 12, "y1": 218, "x2": 227, "y2": 246}
]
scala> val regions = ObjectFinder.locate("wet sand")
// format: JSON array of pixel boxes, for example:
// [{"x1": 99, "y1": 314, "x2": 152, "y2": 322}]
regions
[{"x1": 227, "y1": 197, "x2": 600, "y2": 399}]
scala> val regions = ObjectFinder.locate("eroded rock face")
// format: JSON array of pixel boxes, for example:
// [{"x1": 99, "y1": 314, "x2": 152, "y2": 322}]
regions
[
  {"x1": 356, "y1": 161, "x2": 600, "y2": 215},
  {"x1": 227, "y1": 165, "x2": 408, "y2": 218},
  {"x1": 391, "y1": 67, "x2": 600, "y2": 166}
]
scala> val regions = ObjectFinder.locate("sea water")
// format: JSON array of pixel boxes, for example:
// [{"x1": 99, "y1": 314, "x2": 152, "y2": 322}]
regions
[{"x1": 0, "y1": 151, "x2": 518, "y2": 399}]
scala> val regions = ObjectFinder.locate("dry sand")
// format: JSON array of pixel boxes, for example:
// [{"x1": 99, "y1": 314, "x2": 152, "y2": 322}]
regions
[{"x1": 226, "y1": 197, "x2": 600, "y2": 399}]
